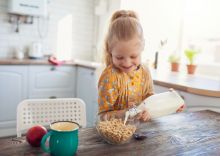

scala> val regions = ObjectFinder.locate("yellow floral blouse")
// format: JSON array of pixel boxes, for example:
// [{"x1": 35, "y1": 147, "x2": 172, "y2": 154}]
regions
[{"x1": 98, "y1": 64, "x2": 154, "y2": 114}]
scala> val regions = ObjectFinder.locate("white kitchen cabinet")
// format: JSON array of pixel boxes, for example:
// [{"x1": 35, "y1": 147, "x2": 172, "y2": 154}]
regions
[
  {"x1": 29, "y1": 65, "x2": 76, "y2": 98},
  {"x1": 76, "y1": 66, "x2": 98, "y2": 127},
  {"x1": 0, "y1": 64, "x2": 98, "y2": 136},
  {"x1": 154, "y1": 84, "x2": 220, "y2": 113},
  {"x1": 179, "y1": 91, "x2": 220, "y2": 113},
  {"x1": 154, "y1": 85, "x2": 170, "y2": 93},
  {"x1": 0, "y1": 65, "x2": 28, "y2": 137}
]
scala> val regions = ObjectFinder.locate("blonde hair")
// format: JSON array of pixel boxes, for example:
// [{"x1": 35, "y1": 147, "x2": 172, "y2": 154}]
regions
[{"x1": 104, "y1": 10, "x2": 144, "y2": 66}]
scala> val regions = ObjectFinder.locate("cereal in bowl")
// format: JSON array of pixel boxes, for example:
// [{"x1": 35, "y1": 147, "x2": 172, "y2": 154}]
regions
[{"x1": 97, "y1": 118, "x2": 136, "y2": 144}]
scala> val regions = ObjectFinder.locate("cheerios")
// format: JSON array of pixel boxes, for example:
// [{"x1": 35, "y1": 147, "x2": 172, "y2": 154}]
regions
[{"x1": 97, "y1": 118, "x2": 136, "y2": 144}]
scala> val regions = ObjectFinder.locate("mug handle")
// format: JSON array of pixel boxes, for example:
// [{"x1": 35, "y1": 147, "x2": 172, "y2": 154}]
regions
[{"x1": 41, "y1": 131, "x2": 52, "y2": 153}]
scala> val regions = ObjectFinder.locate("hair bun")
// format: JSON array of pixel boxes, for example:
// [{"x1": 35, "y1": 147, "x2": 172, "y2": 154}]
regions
[{"x1": 111, "y1": 10, "x2": 139, "y2": 23}]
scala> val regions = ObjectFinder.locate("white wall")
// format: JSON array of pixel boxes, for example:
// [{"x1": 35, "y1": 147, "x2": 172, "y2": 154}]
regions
[
  {"x1": 94, "y1": 0, "x2": 121, "y2": 63},
  {"x1": 0, "y1": 0, "x2": 95, "y2": 60}
]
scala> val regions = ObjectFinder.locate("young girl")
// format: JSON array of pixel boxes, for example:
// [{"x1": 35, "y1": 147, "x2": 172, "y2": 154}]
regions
[{"x1": 98, "y1": 10, "x2": 154, "y2": 122}]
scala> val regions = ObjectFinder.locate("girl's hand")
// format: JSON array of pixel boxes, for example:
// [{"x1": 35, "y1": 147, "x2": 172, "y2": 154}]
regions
[
  {"x1": 127, "y1": 97, "x2": 136, "y2": 108},
  {"x1": 176, "y1": 104, "x2": 186, "y2": 113},
  {"x1": 136, "y1": 108, "x2": 151, "y2": 122},
  {"x1": 128, "y1": 101, "x2": 136, "y2": 108}
]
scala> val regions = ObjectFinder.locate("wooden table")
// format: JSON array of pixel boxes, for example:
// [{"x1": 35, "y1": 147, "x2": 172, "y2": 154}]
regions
[{"x1": 1, "y1": 110, "x2": 220, "y2": 156}]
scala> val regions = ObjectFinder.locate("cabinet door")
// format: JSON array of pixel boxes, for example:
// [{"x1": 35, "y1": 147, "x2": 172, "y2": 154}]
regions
[
  {"x1": 29, "y1": 65, "x2": 76, "y2": 98},
  {"x1": 0, "y1": 65, "x2": 28, "y2": 136},
  {"x1": 154, "y1": 85, "x2": 170, "y2": 93},
  {"x1": 76, "y1": 67, "x2": 98, "y2": 127},
  {"x1": 180, "y1": 91, "x2": 220, "y2": 113}
]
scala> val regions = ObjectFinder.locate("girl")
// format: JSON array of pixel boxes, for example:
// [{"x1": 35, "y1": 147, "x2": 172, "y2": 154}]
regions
[{"x1": 98, "y1": 10, "x2": 154, "y2": 122}]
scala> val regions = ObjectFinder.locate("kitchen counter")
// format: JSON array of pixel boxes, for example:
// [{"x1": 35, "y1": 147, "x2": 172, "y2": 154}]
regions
[
  {"x1": 0, "y1": 58, "x2": 219, "y2": 97},
  {"x1": 0, "y1": 58, "x2": 101, "y2": 69},
  {"x1": 151, "y1": 70, "x2": 220, "y2": 97},
  {"x1": 0, "y1": 59, "x2": 100, "y2": 136}
]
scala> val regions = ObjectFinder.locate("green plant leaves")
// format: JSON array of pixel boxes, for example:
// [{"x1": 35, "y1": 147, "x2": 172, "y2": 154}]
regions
[{"x1": 184, "y1": 49, "x2": 199, "y2": 64}]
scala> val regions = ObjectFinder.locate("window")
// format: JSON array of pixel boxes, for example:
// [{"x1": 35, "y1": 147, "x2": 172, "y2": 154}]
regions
[{"x1": 121, "y1": 0, "x2": 220, "y2": 67}]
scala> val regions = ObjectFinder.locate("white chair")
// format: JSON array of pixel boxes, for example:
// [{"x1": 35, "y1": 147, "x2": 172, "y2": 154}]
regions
[{"x1": 16, "y1": 98, "x2": 86, "y2": 137}]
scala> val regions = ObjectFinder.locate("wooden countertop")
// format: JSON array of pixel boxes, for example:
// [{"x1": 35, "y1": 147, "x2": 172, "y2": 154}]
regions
[
  {"x1": 1, "y1": 110, "x2": 220, "y2": 156},
  {"x1": 0, "y1": 58, "x2": 101, "y2": 69},
  {"x1": 151, "y1": 70, "x2": 220, "y2": 97}
]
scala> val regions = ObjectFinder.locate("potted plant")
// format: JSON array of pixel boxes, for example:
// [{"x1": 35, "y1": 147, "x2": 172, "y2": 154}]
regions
[
  {"x1": 184, "y1": 49, "x2": 199, "y2": 74},
  {"x1": 168, "y1": 54, "x2": 180, "y2": 72}
]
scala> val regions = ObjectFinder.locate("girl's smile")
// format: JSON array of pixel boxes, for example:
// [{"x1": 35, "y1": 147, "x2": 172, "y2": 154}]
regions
[
  {"x1": 120, "y1": 65, "x2": 135, "y2": 73},
  {"x1": 111, "y1": 36, "x2": 143, "y2": 73}
]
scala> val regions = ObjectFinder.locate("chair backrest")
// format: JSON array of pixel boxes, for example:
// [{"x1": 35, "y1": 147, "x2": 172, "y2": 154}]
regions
[{"x1": 17, "y1": 98, "x2": 86, "y2": 137}]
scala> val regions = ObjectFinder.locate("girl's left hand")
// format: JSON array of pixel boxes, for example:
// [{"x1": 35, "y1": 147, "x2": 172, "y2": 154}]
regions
[
  {"x1": 176, "y1": 104, "x2": 186, "y2": 113},
  {"x1": 136, "y1": 108, "x2": 151, "y2": 122}
]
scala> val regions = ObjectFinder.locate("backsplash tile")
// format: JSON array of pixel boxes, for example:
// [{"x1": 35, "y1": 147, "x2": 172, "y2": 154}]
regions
[{"x1": 0, "y1": 0, "x2": 95, "y2": 60}]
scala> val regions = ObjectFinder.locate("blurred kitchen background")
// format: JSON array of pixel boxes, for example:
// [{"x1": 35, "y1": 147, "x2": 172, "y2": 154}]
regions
[
  {"x1": 0, "y1": 0, "x2": 220, "y2": 75},
  {"x1": 0, "y1": 0, "x2": 219, "y2": 137}
]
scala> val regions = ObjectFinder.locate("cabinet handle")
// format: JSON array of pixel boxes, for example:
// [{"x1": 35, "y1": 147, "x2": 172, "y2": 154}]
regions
[
  {"x1": 49, "y1": 96, "x2": 57, "y2": 99},
  {"x1": 50, "y1": 67, "x2": 56, "y2": 71}
]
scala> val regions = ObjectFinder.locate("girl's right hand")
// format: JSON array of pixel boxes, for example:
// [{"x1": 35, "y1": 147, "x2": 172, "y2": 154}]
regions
[
  {"x1": 127, "y1": 97, "x2": 137, "y2": 108},
  {"x1": 128, "y1": 101, "x2": 136, "y2": 108}
]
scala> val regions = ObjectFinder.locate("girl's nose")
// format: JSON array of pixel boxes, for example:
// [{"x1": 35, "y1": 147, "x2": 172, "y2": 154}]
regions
[{"x1": 123, "y1": 58, "x2": 131, "y2": 66}]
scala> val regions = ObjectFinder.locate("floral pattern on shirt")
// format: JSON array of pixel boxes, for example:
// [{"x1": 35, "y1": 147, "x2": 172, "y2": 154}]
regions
[{"x1": 98, "y1": 64, "x2": 154, "y2": 114}]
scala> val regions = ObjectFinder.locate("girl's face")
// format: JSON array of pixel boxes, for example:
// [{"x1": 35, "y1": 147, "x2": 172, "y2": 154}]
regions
[{"x1": 111, "y1": 37, "x2": 143, "y2": 73}]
